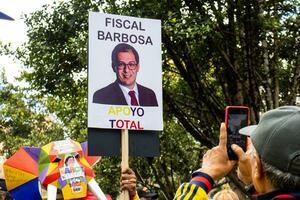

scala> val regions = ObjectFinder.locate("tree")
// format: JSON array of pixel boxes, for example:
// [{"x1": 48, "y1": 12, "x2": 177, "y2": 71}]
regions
[
  {"x1": 13, "y1": 0, "x2": 300, "y2": 198},
  {"x1": 0, "y1": 72, "x2": 65, "y2": 156}
]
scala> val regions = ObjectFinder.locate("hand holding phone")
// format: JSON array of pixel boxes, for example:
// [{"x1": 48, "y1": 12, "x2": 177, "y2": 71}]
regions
[{"x1": 225, "y1": 106, "x2": 250, "y2": 160}]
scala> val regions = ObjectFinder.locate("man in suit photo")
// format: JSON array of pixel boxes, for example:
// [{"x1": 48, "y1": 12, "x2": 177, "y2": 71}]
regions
[{"x1": 93, "y1": 43, "x2": 158, "y2": 107}]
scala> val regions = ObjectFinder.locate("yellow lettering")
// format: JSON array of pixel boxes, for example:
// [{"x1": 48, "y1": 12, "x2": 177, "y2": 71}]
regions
[
  {"x1": 107, "y1": 106, "x2": 116, "y2": 115},
  {"x1": 116, "y1": 106, "x2": 122, "y2": 114},
  {"x1": 123, "y1": 107, "x2": 131, "y2": 116}
]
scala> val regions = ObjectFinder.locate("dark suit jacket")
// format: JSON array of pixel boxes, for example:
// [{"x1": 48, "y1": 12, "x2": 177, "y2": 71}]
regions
[{"x1": 93, "y1": 81, "x2": 158, "y2": 107}]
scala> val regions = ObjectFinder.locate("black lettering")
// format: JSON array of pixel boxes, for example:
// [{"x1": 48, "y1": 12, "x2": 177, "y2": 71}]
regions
[
  {"x1": 105, "y1": 32, "x2": 112, "y2": 41},
  {"x1": 137, "y1": 108, "x2": 144, "y2": 117},
  {"x1": 109, "y1": 119, "x2": 116, "y2": 128},
  {"x1": 139, "y1": 22, "x2": 145, "y2": 31},
  {"x1": 145, "y1": 36, "x2": 153, "y2": 45},
  {"x1": 130, "y1": 107, "x2": 136, "y2": 116},
  {"x1": 116, "y1": 19, "x2": 122, "y2": 28},
  {"x1": 114, "y1": 32, "x2": 121, "y2": 42},
  {"x1": 129, "y1": 35, "x2": 137, "y2": 43},
  {"x1": 123, "y1": 20, "x2": 131, "y2": 29},
  {"x1": 122, "y1": 33, "x2": 128, "y2": 43},
  {"x1": 97, "y1": 31, "x2": 153, "y2": 45},
  {"x1": 105, "y1": 18, "x2": 112, "y2": 27},
  {"x1": 97, "y1": 31, "x2": 105, "y2": 40},
  {"x1": 138, "y1": 35, "x2": 145, "y2": 44},
  {"x1": 131, "y1": 21, "x2": 138, "y2": 30}
]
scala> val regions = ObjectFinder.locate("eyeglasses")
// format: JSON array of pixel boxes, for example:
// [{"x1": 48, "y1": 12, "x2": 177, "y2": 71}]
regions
[{"x1": 117, "y1": 62, "x2": 138, "y2": 70}]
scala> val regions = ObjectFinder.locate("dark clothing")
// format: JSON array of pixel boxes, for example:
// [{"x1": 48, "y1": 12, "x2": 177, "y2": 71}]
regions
[
  {"x1": 248, "y1": 185, "x2": 300, "y2": 200},
  {"x1": 93, "y1": 81, "x2": 158, "y2": 106},
  {"x1": 251, "y1": 191, "x2": 300, "y2": 199}
]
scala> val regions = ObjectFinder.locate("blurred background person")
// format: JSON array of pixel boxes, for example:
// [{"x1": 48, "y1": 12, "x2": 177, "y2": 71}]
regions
[
  {"x1": 212, "y1": 189, "x2": 239, "y2": 200},
  {"x1": 137, "y1": 186, "x2": 158, "y2": 200}
]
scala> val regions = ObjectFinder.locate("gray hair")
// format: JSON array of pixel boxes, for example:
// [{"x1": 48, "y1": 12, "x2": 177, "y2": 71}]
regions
[
  {"x1": 250, "y1": 144, "x2": 300, "y2": 190},
  {"x1": 261, "y1": 159, "x2": 300, "y2": 190}
]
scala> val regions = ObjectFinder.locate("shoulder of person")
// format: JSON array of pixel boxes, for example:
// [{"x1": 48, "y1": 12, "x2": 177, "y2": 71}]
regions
[
  {"x1": 94, "y1": 82, "x2": 119, "y2": 94},
  {"x1": 137, "y1": 84, "x2": 155, "y2": 94}
]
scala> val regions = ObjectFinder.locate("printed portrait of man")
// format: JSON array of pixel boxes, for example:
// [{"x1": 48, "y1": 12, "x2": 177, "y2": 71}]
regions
[{"x1": 93, "y1": 43, "x2": 158, "y2": 107}]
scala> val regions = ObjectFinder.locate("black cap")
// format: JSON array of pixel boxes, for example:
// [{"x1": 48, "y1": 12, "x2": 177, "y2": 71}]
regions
[
  {"x1": 239, "y1": 106, "x2": 300, "y2": 175},
  {"x1": 137, "y1": 186, "x2": 158, "y2": 198}
]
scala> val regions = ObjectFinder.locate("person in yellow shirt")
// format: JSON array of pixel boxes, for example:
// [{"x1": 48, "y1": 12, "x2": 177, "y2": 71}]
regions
[{"x1": 174, "y1": 123, "x2": 235, "y2": 200}]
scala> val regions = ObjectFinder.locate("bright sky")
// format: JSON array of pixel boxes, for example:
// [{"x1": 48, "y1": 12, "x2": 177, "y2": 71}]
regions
[{"x1": 0, "y1": 0, "x2": 55, "y2": 83}]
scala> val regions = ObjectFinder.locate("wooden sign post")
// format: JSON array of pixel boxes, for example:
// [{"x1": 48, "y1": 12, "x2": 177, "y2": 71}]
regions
[{"x1": 120, "y1": 129, "x2": 129, "y2": 200}]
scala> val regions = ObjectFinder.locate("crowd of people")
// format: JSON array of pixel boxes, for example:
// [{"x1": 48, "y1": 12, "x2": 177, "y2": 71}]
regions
[
  {"x1": 120, "y1": 106, "x2": 300, "y2": 200},
  {"x1": 1, "y1": 104, "x2": 300, "y2": 199},
  {"x1": 2, "y1": 7, "x2": 300, "y2": 200},
  {"x1": 174, "y1": 106, "x2": 300, "y2": 200},
  {"x1": 118, "y1": 106, "x2": 300, "y2": 200}
]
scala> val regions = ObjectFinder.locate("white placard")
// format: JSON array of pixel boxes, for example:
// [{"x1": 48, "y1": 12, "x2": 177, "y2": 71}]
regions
[{"x1": 88, "y1": 12, "x2": 162, "y2": 131}]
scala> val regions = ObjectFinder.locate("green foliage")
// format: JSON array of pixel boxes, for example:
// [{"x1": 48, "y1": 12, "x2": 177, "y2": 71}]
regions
[
  {"x1": 17, "y1": 0, "x2": 103, "y2": 141},
  {"x1": 93, "y1": 157, "x2": 121, "y2": 198},
  {"x1": 1, "y1": 0, "x2": 298, "y2": 199},
  {"x1": 130, "y1": 117, "x2": 204, "y2": 199},
  {"x1": 0, "y1": 73, "x2": 65, "y2": 156}
]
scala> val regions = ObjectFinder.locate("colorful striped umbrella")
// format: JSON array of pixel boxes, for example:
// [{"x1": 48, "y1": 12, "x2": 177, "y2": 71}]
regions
[{"x1": 4, "y1": 140, "x2": 101, "y2": 200}]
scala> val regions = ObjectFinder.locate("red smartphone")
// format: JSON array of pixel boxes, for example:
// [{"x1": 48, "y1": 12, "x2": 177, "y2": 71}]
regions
[{"x1": 225, "y1": 106, "x2": 250, "y2": 160}]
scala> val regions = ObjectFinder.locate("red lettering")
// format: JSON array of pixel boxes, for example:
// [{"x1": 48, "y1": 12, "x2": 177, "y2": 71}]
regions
[
  {"x1": 130, "y1": 121, "x2": 137, "y2": 129},
  {"x1": 137, "y1": 121, "x2": 144, "y2": 130},
  {"x1": 116, "y1": 120, "x2": 124, "y2": 128},
  {"x1": 124, "y1": 120, "x2": 130, "y2": 129}
]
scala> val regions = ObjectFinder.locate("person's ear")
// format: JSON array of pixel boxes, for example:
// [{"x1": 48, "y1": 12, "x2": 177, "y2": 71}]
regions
[
  {"x1": 112, "y1": 64, "x2": 116, "y2": 72},
  {"x1": 136, "y1": 64, "x2": 140, "y2": 72},
  {"x1": 254, "y1": 154, "x2": 263, "y2": 179},
  {"x1": 252, "y1": 153, "x2": 266, "y2": 192}
]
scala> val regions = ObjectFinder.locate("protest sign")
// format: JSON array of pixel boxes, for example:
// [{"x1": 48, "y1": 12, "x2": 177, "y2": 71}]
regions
[
  {"x1": 88, "y1": 12, "x2": 162, "y2": 131},
  {"x1": 88, "y1": 14, "x2": 162, "y2": 199}
]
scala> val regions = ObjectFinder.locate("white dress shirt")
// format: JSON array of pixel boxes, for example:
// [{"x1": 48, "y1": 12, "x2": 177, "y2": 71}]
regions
[{"x1": 119, "y1": 83, "x2": 139, "y2": 106}]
